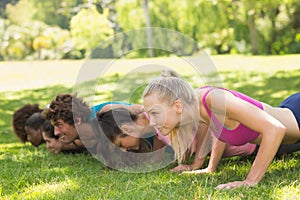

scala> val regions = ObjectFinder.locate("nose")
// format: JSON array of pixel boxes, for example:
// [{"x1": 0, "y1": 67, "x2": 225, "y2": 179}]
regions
[
  {"x1": 149, "y1": 118, "x2": 156, "y2": 127},
  {"x1": 54, "y1": 126, "x2": 60, "y2": 136}
]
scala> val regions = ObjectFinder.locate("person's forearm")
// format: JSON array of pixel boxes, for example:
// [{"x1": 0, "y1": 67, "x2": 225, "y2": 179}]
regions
[
  {"x1": 206, "y1": 140, "x2": 227, "y2": 172},
  {"x1": 62, "y1": 139, "x2": 84, "y2": 151},
  {"x1": 191, "y1": 123, "x2": 209, "y2": 169},
  {"x1": 245, "y1": 128, "x2": 285, "y2": 184},
  {"x1": 190, "y1": 156, "x2": 205, "y2": 169}
]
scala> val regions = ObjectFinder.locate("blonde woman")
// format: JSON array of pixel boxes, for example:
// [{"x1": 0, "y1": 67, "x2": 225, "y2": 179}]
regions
[{"x1": 142, "y1": 69, "x2": 300, "y2": 189}]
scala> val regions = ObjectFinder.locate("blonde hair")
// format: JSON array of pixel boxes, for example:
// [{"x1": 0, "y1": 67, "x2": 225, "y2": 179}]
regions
[
  {"x1": 143, "y1": 69, "x2": 198, "y2": 163},
  {"x1": 160, "y1": 68, "x2": 182, "y2": 79}
]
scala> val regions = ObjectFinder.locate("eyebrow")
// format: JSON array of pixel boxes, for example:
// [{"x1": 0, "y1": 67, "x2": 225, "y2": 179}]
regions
[
  {"x1": 54, "y1": 121, "x2": 62, "y2": 126},
  {"x1": 147, "y1": 106, "x2": 160, "y2": 113},
  {"x1": 146, "y1": 105, "x2": 158, "y2": 113},
  {"x1": 146, "y1": 108, "x2": 153, "y2": 113}
]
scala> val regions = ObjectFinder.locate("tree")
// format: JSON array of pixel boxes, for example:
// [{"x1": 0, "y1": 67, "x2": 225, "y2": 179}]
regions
[
  {"x1": 0, "y1": 0, "x2": 19, "y2": 18},
  {"x1": 142, "y1": 0, "x2": 153, "y2": 57},
  {"x1": 244, "y1": 0, "x2": 259, "y2": 54},
  {"x1": 70, "y1": 6, "x2": 114, "y2": 57},
  {"x1": 5, "y1": 0, "x2": 36, "y2": 25}
]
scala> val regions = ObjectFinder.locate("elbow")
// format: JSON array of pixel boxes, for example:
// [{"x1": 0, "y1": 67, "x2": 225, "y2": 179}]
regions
[
  {"x1": 273, "y1": 123, "x2": 286, "y2": 139},
  {"x1": 278, "y1": 125, "x2": 286, "y2": 137},
  {"x1": 276, "y1": 120, "x2": 286, "y2": 134},
  {"x1": 263, "y1": 123, "x2": 286, "y2": 141}
]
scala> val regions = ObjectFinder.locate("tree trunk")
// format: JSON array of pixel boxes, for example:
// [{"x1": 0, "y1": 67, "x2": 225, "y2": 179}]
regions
[
  {"x1": 142, "y1": 0, "x2": 153, "y2": 57},
  {"x1": 246, "y1": 1, "x2": 259, "y2": 55}
]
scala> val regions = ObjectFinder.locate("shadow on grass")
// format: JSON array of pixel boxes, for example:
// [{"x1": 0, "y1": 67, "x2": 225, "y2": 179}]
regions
[
  {"x1": 1, "y1": 145, "x2": 103, "y2": 198},
  {"x1": 221, "y1": 69, "x2": 300, "y2": 106}
]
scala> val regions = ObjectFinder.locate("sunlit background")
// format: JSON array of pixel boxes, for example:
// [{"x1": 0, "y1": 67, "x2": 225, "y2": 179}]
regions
[{"x1": 0, "y1": 0, "x2": 299, "y2": 61}]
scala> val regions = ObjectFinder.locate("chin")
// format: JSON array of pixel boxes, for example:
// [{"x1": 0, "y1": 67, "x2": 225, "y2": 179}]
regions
[
  {"x1": 60, "y1": 138, "x2": 70, "y2": 144},
  {"x1": 161, "y1": 130, "x2": 171, "y2": 136}
]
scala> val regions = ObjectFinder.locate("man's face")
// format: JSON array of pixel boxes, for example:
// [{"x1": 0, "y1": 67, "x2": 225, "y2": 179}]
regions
[{"x1": 52, "y1": 119, "x2": 78, "y2": 144}]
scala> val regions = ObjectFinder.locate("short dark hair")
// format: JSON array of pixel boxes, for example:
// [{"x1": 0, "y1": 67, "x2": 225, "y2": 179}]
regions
[
  {"x1": 41, "y1": 120, "x2": 56, "y2": 139},
  {"x1": 25, "y1": 112, "x2": 45, "y2": 131},
  {"x1": 42, "y1": 93, "x2": 91, "y2": 124},
  {"x1": 96, "y1": 108, "x2": 152, "y2": 153},
  {"x1": 97, "y1": 108, "x2": 137, "y2": 142}
]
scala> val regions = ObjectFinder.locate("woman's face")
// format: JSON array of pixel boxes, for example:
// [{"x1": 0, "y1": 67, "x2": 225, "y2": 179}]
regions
[
  {"x1": 42, "y1": 132, "x2": 63, "y2": 154},
  {"x1": 25, "y1": 126, "x2": 44, "y2": 147},
  {"x1": 114, "y1": 134, "x2": 140, "y2": 152},
  {"x1": 143, "y1": 92, "x2": 182, "y2": 136}
]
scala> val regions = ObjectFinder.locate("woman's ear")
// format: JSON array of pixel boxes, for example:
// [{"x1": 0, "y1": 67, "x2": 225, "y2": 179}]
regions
[
  {"x1": 120, "y1": 124, "x2": 133, "y2": 135},
  {"x1": 174, "y1": 99, "x2": 183, "y2": 113}
]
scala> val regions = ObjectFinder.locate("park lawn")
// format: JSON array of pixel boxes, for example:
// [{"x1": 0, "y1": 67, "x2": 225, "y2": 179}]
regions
[{"x1": 0, "y1": 55, "x2": 300, "y2": 199}]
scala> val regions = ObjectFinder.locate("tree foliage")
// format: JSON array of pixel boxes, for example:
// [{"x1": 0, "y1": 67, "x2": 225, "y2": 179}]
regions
[
  {"x1": 0, "y1": 0, "x2": 299, "y2": 60},
  {"x1": 70, "y1": 6, "x2": 114, "y2": 57}
]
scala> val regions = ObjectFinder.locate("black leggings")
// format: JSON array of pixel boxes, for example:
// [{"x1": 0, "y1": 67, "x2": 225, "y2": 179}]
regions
[{"x1": 252, "y1": 141, "x2": 300, "y2": 157}]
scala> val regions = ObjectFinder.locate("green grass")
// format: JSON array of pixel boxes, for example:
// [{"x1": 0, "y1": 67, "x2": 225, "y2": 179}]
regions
[{"x1": 1, "y1": 55, "x2": 300, "y2": 199}]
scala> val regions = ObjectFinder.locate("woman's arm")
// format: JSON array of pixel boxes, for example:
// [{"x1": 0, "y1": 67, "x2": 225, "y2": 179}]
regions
[
  {"x1": 208, "y1": 90, "x2": 286, "y2": 189},
  {"x1": 99, "y1": 104, "x2": 129, "y2": 113},
  {"x1": 182, "y1": 135, "x2": 227, "y2": 174},
  {"x1": 49, "y1": 139, "x2": 84, "y2": 154},
  {"x1": 204, "y1": 139, "x2": 227, "y2": 173},
  {"x1": 76, "y1": 123, "x2": 98, "y2": 150},
  {"x1": 170, "y1": 122, "x2": 210, "y2": 172},
  {"x1": 61, "y1": 139, "x2": 85, "y2": 150}
]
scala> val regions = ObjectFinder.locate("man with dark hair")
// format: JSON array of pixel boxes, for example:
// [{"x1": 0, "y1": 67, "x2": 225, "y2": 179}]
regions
[
  {"x1": 42, "y1": 93, "x2": 91, "y2": 147},
  {"x1": 42, "y1": 93, "x2": 135, "y2": 163}
]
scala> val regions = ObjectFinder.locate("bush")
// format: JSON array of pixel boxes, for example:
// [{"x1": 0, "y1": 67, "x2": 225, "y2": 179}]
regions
[
  {"x1": 70, "y1": 6, "x2": 114, "y2": 58},
  {"x1": 0, "y1": 20, "x2": 78, "y2": 60}
]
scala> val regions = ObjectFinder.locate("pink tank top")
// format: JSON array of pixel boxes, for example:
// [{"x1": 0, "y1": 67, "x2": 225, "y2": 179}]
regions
[
  {"x1": 201, "y1": 86, "x2": 263, "y2": 146},
  {"x1": 223, "y1": 142, "x2": 257, "y2": 157}
]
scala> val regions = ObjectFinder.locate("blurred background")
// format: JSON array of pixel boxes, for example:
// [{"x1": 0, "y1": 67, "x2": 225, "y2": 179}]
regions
[{"x1": 0, "y1": 0, "x2": 299, "y2": 61}]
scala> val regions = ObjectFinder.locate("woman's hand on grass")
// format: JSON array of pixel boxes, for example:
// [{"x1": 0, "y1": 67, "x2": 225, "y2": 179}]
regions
[
  {"x1": 170, "y1": 162, "x2": 204, "y2": 172},
  {"x1": 170, "y1": 156, "x2": 206, "y2": 172},
  {"x1": 170, "y1": 164, "x2": 194, "y2": 172},
  {"x1": 181, "y1": 167, "x2": 214, "y2": 175},
  {"x1": 216, "y1": 180, "x2": 257, "y2": 190},
  {"x1": 50, "y1": 140, "x2": 64, "y2": 154}
]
